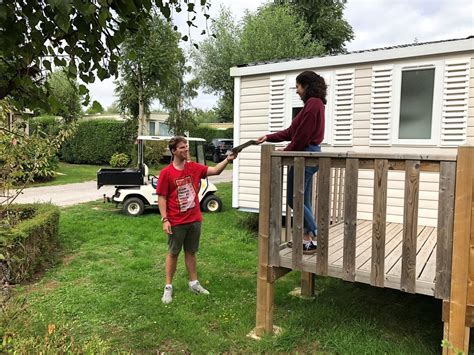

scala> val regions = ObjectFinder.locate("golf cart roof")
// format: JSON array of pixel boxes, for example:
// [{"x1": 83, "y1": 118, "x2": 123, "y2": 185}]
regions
[{"x1": 137, "y1": 135, "x2": 206, "y2": 142}]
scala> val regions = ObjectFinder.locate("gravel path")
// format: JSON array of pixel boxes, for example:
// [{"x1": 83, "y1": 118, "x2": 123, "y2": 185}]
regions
[{"x1": 12, "y1": 169, "x2": 233, "y2": 207}]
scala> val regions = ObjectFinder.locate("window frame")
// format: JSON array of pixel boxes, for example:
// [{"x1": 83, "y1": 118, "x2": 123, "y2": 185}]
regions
[{"x1": 391, "y1": 60, "x2": 444, "y2": 146}]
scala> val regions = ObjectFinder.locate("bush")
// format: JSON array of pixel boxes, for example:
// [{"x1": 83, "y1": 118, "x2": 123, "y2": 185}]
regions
[
  {"x1": 28, "y1": 115, "x2": 62, "y2": 136},
  {"x1": 109, "y1": 153, "x2": 129, "y2": 167},
  {"x1": 188, "y1": 126, "x2": 233, "y2": 142},
  {"x1": 0, "y1": 204, "x2": 60, "y2": 284},
  {"x1": 0, "y1": 130, "x2": 60, "y2": 184},
  {"x1": 60, "y1": 119, "x2": 136, "y2": 164},
  {"x1": 144, "y1": 141, "x2": 167, "y2": 167}
]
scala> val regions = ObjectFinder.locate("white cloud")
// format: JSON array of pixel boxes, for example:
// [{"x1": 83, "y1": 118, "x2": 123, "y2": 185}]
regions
[{"x1": 87, "y1": 0, "x2": 473, "y2": 110}]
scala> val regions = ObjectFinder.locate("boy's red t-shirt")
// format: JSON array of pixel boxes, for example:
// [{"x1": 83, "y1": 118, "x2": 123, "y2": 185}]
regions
[{"x1": 156, "y1": 161, "x2": 209, "y2": 226}]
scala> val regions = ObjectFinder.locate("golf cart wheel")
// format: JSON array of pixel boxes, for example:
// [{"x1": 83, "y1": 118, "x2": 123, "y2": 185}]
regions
[
  {"x1": 123, "y1": 197, "x2": 145, "y2": 216},
  {"x1": 201, "y1": 194, "x2": 222, "y2": 213},
  {"x1": 213, "y1": 152, "x2": 221, "y2": 163}
]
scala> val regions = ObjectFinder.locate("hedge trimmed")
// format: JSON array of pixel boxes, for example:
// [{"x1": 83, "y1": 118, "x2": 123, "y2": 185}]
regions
[
  {"x1": 61, "y1": 119, "x2": 136, "y2": 164},
  {"x1": 0, "y1": 204, "x2": 60, "y2": 284},
  {"x1": 189, "y1": 126, "x2": 233, "y2": 142}
]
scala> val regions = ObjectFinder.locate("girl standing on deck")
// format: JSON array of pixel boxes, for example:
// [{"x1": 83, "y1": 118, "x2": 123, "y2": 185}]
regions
[{"x1": 256, "y1": 70, "x2": 326, "y2": 255}]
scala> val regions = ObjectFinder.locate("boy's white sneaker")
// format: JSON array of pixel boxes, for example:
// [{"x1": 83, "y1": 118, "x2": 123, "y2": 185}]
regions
[
  {"x1": 162, "y1": 286, "x2": 173, "y2": 304},
  {"x1": 189, "y1": 281, "x2": 210, "y2": 295}
]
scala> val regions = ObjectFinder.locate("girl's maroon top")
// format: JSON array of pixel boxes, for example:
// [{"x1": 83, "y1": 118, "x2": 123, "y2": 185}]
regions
[{"x1": 266, "y1": 97, "x2": 325, "y2": 151}]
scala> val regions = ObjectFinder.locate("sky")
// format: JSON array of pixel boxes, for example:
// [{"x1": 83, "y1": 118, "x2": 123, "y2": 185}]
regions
[{"x1": 87, "y1": 0, "x2": 474, "y2": 111}]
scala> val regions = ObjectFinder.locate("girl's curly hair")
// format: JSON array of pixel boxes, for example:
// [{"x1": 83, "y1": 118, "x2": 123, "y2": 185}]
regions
[{"x1": 296, "y1": 71, "x2": 327, "y2": 104}]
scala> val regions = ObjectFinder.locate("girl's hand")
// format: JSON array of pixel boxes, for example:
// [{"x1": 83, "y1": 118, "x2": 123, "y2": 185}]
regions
[{"x1": 256, "y1": 135, "x2": 267, "y2": 144}]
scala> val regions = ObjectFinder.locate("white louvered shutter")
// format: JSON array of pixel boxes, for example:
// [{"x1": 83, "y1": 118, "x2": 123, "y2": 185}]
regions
[
  {"x1": 369, "y1": 65, "x2": 393, "y2": 146},
  {"x1": 440, "y1": 58, "x2": 470, "y2": 146},
  {"x1": 269, "y1": 76, "x2": 286, "y2": 133},
  {"x1": 332, "y1": 69, "x2": 354, "y2": 146}
]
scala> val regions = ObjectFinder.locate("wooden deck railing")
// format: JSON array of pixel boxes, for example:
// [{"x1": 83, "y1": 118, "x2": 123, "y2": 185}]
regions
[{"x1": 255, "y1": 145, "x2": 474, "y2": 353}]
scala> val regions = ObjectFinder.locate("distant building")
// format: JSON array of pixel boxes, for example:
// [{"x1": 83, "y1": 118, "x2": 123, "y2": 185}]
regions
[{"x1": 83, "y1": 112, "x2": 172, "y2": 136}]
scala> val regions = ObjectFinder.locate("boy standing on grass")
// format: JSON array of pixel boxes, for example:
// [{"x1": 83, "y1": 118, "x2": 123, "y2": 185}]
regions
[{"x1": 157, "y1": 136, "x2": 237, "y2": 304}]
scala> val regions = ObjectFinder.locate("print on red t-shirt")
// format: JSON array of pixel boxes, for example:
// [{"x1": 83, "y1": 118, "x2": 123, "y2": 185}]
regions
[{"x1": 175, "y1": 175, "x2": 196, "y2": 212}]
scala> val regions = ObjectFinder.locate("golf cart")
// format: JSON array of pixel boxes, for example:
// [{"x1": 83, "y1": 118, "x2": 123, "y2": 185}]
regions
[{"x1": 97, "y1": 136, "x2": 222, "y2": 216}]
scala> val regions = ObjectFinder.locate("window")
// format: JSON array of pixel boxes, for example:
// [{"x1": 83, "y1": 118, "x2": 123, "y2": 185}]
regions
[
  {"x1": 391, "y1": 61, "x2": 442, "y2": 145},
  {"x1": 159, "y1": 123, "x2": 171, "y2": 136},
  {"x1": 398, "y1": 68, "x2": 435, "y2": 139},
  {"x1": 148, "y1": 121, "x2": 156, "y2": 135}
]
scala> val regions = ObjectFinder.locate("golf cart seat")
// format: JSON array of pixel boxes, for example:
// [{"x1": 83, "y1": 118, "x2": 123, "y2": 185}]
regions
[{"x1": 151, "y1": 176, "x2": 158, "y2": 189}]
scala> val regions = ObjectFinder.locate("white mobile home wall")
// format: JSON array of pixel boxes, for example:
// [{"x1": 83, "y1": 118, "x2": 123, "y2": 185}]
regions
[{"x1": 231, "y1": 38, "x2": 474, "y2": 227}]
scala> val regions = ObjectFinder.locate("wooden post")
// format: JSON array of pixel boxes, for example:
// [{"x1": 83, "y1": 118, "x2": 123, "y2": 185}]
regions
[
  {"x1": 255, "y1": 144, "x2": 275, "y2": 336},
  {"x1": 445, "y1": 147, "x2": 474, "y2": 354},
  {"x1": 371, "y1": 159, "x2": 388, "y2": 287},
  {"x1": 292, "y1": 157, "x2": 305, "y2": 271},
  {"x1": 301, "y1": 272, "x2": 315, "y2": 297},
  {"x1": 316, "y1": 158, "x2": 331, "y2": 275},
  {"x1": 343, "y1": 158, "x2": 358, "y2": 281},
  {"x1": 401, "y1": 160, "x2": 420, "y2": 293}
]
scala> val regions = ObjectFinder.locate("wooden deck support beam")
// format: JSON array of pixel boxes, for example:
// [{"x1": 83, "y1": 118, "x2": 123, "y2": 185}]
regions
[
  {"x1": 444, "y1": 147, "x2": 474, "y2": 354},
  {"x1": 255, "y1": 144, "x2": 275, "y2": 336}
]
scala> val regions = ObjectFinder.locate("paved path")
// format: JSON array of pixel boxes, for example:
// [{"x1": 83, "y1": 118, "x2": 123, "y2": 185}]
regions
[{"x1": 12, "y1": 169, "x2": 233, "y2": 207}]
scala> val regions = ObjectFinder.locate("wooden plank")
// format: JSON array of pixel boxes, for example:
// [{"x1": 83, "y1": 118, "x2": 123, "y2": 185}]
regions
[
  {"x1": 386, "y1": 226, "x2": 432, "y2": 276},
  {"x1": 415, "y1": 227, "x2": 437, "y2": 281},
  {"x1": 447, "y1": 147, "x2": 474, "y2": 353},
  {"x1": 337, "y1": 169, "x2": 345, "y2": 222},
  {"x1": 301, "y1": 272, "x2": 315, "y2": 297},
  {"x1": 329, "y1": 221, "x2": 373, "y2": 266},
  {"x1": 316, "y1": 158, "x2": 331, "y2": 275},
  {"x1": 371, "y1": 159, "x2": 388, "y2": 287},
  {"x1": 292, "y1": 157, "x2": 305, "y2": 271},
  {"x1": 267, "y1": 266, "x2": 291, "y2": 283},
  {"x1": 435, "y1": 162, "x2": 456, "y2": 299},
  {"x1": 418, "y1": 237, "x2": 437, "y2": 283},
  {"x1": 357, "y1": 222, "x2": 401, "y2": 272},
  {"x1": 285, "y1": 203, "x2": 292, "y2": 243},
  {"x1": 443, "y1": 301, "x2": 474, "y2": 327},
  {"x1": 331, "y1": 168, "x2": 338, "y2": 223},
  {"x1": 401, "y1": 160, "x2": 420, "y2": 293},
  {"x1": 343, "y1": 159, "x2": 359, "y2": 281},
  {"x1": 273, "y1": 150, "x2": 456, "y2": 162},
  {"x1": 255, "y1": 144, "x2": 275, "y2": 336},
  {"x1": 269, "y1": 157, "x2": 283, "y2": 267}
]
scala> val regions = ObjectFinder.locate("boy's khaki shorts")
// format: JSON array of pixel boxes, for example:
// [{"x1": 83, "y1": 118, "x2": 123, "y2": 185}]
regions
[{"x1": 168, "y1": 222, "x2": 202, "y2": 255}]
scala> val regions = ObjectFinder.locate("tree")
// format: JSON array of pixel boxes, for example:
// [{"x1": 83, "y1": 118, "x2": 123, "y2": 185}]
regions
[
  {"x1": 114, "y1": 13, "x2": 183, "y2": 135},
  {"x1": 0, "y1": 0, "x2": 211, "y2": 112},
  {"x1": 162, "y1": 61, "x2": 200, "y2": 135},
  {"x1": 44, "y1": 70, "x2": 82, "y2": 121},
  {"x1": 274, "y1": 0, "x2": 354, "y2": 54},
  {"x1": 86, "y1": 101, "x2": 105, "y2": 115},
  {"x1": 193, "y1": 4, "x2": 325, "y2": 121},
  {"x1": 191, "y1": 7, "x2": 242, "y2": 122}
]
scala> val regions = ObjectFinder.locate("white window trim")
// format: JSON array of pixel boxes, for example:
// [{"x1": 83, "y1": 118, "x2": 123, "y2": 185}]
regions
[
  {"x1": 286, "y1": 72, "x2": 333, "y2": 146},
  {"x1": 391, "y1": 60, "x2": 444, "y2": 146}
]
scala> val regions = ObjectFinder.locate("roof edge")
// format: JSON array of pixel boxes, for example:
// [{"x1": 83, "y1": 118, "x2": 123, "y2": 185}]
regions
[{"x1": 230, "y1": 37, "x2": 474, "y2": 77}]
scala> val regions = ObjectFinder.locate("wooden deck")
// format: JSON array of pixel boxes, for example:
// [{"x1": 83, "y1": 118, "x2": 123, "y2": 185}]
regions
[{"x1": 278, "y1": 219, "x2": 437, "y2": 296}]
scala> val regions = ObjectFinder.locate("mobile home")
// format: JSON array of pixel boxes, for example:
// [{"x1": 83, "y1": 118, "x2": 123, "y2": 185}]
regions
[{"x1": 230, "y1": 36, "x2": 474, "y2": 228}]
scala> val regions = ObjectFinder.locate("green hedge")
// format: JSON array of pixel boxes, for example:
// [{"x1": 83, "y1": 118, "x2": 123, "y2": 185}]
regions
[
  {"x1": 29, "y1": 115, "x2": 62, "y2": 136},
  {"x1": 188, "y1": 126, "x2": 233, "y2": 142},
  {"x1": 60, "y1": 119, "x2": 136, "y2": 164},
  {"x1": 0, "y1": 204, "x2": 60, "y2": 284}
]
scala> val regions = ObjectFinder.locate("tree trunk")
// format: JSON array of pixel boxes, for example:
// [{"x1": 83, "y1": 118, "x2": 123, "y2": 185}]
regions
[{"x1": 137, "y1": 65, "x2": 145, "y2": 136}]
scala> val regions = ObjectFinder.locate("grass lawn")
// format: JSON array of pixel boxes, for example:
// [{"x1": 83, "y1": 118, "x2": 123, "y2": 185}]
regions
[
  {"x1": 2, "y1": 183, "x2": 446, "y2": 353},
  {"x1": 31, "y1": 162, "x2": 106, "y2": 187}
]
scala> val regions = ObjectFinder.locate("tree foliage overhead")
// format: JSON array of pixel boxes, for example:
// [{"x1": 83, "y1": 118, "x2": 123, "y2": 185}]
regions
[
  {"x1": 192, "y1": 4, "x2": 328, "y2": 122},
  {"x1": 44, "y1": 70, "x2": 82, "y2": 121},
  {"x1": 114, "y1": 13, "x2": 183, "y2": 135},
  {"x1": 274, "y1": 0, "x2": 354, "y2": 54},
  {"x1": 0, "y1": 0, "x2": 210, "y2": 111}
]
